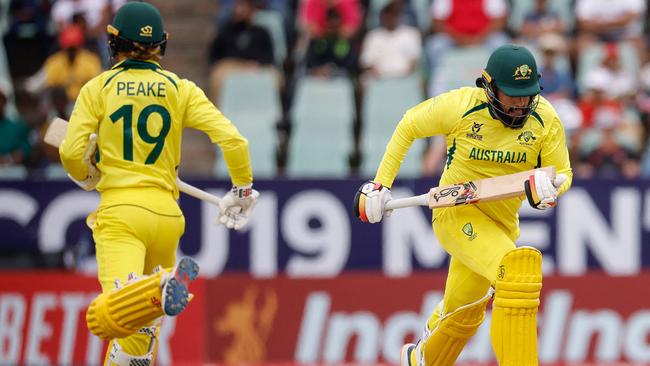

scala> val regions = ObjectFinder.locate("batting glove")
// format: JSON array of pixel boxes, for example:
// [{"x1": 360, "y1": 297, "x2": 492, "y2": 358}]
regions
[
  {"x1": 353, "y1": 180, "x2": 392, "y2": 223},
  {"x1": 70, "y1": 133, "x2": 100, "y2": 191},
  {"x1": 525, "y1": 170, "x2": 567, "y2": 210},
  {"x1": 216, "y1": 184, "x2": 259, "y2": 230}
]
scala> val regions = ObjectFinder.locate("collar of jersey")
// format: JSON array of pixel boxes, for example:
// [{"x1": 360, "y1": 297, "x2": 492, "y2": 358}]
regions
[{"x1": 112, "y1": 59, "x2": 161, "y2": 71}]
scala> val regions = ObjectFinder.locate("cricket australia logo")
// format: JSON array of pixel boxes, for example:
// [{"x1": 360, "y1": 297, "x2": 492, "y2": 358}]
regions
[
  {"x1": 513, "y1": 64, "x2": 532, "y2": 80},
  {"x1": 517, "y1": 130, "x2": 537, "y2": 146},
  {"x1": 466, "y1": 122, "x2": 484, "y2": 141},
  {"x1": 140, "y1": 25, "x2": 153, "y2": 37},
  {"x1": 462, "y1": 222, "x2": 478, "y2": 241}
]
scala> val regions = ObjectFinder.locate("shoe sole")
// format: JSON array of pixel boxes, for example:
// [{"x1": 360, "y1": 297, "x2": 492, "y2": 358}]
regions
[
  {"x1": 162, "y1": 257, "x2": 200, "y2": 316},
  {"x1": 400, "y1": 343, "x2": 415, "y2": 366}
]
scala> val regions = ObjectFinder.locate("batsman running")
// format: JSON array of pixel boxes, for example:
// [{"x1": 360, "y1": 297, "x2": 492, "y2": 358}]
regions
[
  {"x1": 354, "y1": 45, "x2": 572, "y2": 366},
  {"x1": 58, "y1": 2, "x2": 258, "y2": 365}
]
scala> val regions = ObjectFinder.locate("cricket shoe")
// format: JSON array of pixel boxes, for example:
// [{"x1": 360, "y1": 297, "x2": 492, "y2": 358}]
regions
[
  {"x1": 400, "y1": 343, "x2": 417, "y2": 366},
  {"x1": 162, "y1": 257, "x2": 199, "y2": 316}
]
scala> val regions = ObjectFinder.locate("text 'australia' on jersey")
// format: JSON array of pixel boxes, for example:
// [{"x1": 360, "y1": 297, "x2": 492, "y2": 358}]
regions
[{"x1": 374, "y1": 87, "x2": 572, "y2": 238}]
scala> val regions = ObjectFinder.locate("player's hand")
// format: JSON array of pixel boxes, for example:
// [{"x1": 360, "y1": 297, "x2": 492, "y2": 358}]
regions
[
  {"x1": 525, "y1": 170, "x2": 567, "y2": 210},
  {"x1": 70, "y1": 133, "x2": 100, "y2": 191},
  {"x1": 353, "y1": 180, "x2": 392, "y2": 223},
  {"x1": 216, "y1": 184, "x2": 259, "y2": 230}
]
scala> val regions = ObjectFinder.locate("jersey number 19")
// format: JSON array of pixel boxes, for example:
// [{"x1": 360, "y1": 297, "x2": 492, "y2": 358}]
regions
[{"x1": 110, "y1": 104, "x2": 171, "y2": 164}]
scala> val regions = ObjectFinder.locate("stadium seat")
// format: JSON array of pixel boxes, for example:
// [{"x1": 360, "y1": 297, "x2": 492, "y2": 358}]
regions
[
  {"x1": 0, "y1": 165, "x2": 27, "y2": 180},
  {"x1": 361, "y1": 74, "x2": 426, "y2": 178},
  {"x1": 254, "y1": 10, "x2": 287, "y2": 67},
  {"x1": 44, "y1": 164, "x2": 69, "y2": 180},
  {"x1": 216, "y1": 70, "x2": 282, "y2": 178},
  {"x1": 429, "y1": 46, "x2": 491, "y2": 96},
  {"x1": 287, "y1": 76, "x2": 355, "y2": 177},
  {"x1": 576, "y1": 42, "x2": 640, "y2": 95}
]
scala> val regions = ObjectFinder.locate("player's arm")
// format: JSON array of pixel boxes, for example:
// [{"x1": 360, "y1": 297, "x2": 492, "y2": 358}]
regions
[
  {"x1": 540, "y1": 115, "x2": 573, "y2": 196},
  {"x1": 182, "y1": 80, "x2": 252, "y2": 186},
  {"x1": 524, "y1": 114, "x2": 573, "y2": 210},
  {"x1": 374, "y1": 93, "x2": 456, "y2": 187},
  {"x1": 59, "y1": 79, "x2": 102, "y2": 181},
  {"x1": 182, "y1": 80, "x2": 257, "y2": 230},
  {"x1": 356, "y1": 92, "x2": 457, "y2": 223}
]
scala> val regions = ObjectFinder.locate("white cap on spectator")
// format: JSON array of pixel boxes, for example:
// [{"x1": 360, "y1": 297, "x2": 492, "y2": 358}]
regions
[
  {"x1": 539, "y1": 32, "x2": 566, "y2": 53},
  {"x1": 584, "y1": 68, "x2": 610, "y2": 91}
]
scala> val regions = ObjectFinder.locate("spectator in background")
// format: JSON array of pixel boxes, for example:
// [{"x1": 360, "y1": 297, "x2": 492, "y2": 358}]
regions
[
  {"x1": 4, "y1": 0, "x2": 55, "y2": 78},
  {"x1": 51, "y1": 0, "x2": 125, "y2": 58},
  {"x1": 574, "y1": 0, "x2": 646, "y2": 53},
  {"x1": 296, "y1": 0, "x2": 361, "y2": 60},
  {"x1": 359, "y1": 1, "x2": 421, "y2": 83},
  {"x1": 38, "y1": 25, "x2": 102, "y2": 101},
  {"x1": 0, "y1": 82, "x2": 31, "y2": 167},
  {"x1": 636, "y1": 57, "x2": 650, "y2": 152},
  {"x1": 299, "y1": 0, "x2": 361, "y2": 39},
  {"x1": 304, "y1": 8, "x2": 356, "y2": 77},
  {"x1": 208, "y1": 0, "x2": 277, "y2": 104},
  {"x1": 578, "y1": 70, "x2": 623, "y2": 129},
  {"x1": 581, "y1": 106, "x2": 640, "y2": 178},
  {"x1": 518, "y1": 0, "x2": 567, "y2": 43},
  {"x1": 538, "y1": 32, "x2": 574, "y2": 99},
  {"x1": 583, "y1": 43, "x2": 637, "y2": 101},
  {"x1": 425, "y1": 0, "x2": 509, "y2": 96}
]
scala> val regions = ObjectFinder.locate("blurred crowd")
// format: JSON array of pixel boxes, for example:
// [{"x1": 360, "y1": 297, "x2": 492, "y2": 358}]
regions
[{"x1": 2, "y1": 0, "x2": 650, "y2": 180}]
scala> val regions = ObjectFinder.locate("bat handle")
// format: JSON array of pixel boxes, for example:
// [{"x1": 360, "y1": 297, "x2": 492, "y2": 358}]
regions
[
  {"x1": 177, "y1": 178, "x2": 221, "y2": 207},
  {"x1": 385, "y1": 193, "x2": 430, "y2": 210}
]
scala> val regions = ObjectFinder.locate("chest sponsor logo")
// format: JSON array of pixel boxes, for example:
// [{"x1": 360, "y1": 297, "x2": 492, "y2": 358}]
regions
[
  {"x1": 517, "y1": 130, "x2": 537, "y2": 146},
  {"x1": 466, "y1": 122, "x2": 484, "y2": 141}
]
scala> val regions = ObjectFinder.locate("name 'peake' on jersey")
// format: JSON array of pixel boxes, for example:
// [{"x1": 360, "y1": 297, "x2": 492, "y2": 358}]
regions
[{"x1": 116, "y1": 81, "x2": 166, "y2": 97}]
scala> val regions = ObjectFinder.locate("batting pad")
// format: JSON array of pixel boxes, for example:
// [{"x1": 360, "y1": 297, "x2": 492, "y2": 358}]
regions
[
  {"x1": 417, "y1": 291, "x2": 492, "y2": 366},
  {"x1": 490, "y1": 246, "x2": 542, "y2": 366},
  {"x1": 87, "y1": 271, "x2": 165, "y2": 340}
]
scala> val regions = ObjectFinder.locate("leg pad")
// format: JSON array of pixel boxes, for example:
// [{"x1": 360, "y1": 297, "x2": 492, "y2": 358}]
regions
[
  {"x1": 87, "y1": 271, "x2": 165, "y2": 340},
  {"x1": 491, "y1": 246, "x2": 542, "y2": 366},
  {"x1": 417, "y1": 292, "x2": 492, "y2": 366}
]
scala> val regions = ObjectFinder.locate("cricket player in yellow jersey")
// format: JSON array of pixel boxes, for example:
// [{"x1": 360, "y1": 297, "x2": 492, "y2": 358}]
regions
[
  {"x1": 59, "y1": 2, "x2": 258, "y2": 365},
  {"x1": 354, "y1": 45, "x2": 572, "y2": 366}
]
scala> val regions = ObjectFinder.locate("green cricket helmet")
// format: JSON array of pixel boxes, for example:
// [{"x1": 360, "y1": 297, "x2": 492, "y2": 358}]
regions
[
  {"x1": 476, "y1": 45, "x2": 542, "y2": 129},
  {"x1": 107, "y1": 2, "x2": 167, "y2": 57}
]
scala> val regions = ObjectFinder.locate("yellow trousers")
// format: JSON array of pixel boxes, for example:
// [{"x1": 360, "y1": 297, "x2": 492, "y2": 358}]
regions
[
  {"x1": 91, "y1": 200, "x2": 184, "y2": 365},
  {"x1": 433, "y1": 204, "x2": 516, "y2": 314}
]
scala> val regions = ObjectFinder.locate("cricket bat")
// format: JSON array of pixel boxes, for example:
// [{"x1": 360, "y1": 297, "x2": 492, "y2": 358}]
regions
[
  {"x1": 385, "y1": 166, "x2": 556, "y2": 210},
  {"x1": 44, "y1": 117, "x2": 224, "y2": 207}
]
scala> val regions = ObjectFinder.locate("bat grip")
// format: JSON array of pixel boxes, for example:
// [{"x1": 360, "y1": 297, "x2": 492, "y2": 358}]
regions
[
  {"x1": 176, "y1": 179, "x2": 221, "y2": 207},
  {"x1": 385, "y1": 193, "x2": 430, "y2": 210}
]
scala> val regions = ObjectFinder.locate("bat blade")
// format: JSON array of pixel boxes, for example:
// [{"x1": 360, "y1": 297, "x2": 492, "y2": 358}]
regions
[
  {"x1": 427, "y1": 166, "x2": 556, "y2": 209},
  {"x1": 43, "y1": 117, "x2": 69, "y2": 148}
]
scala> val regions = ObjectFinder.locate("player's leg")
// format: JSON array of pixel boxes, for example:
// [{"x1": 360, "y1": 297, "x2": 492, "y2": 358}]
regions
[
  {"x1": 402, "y1": 257, "x2": 493, "y2": 366},
  {"x1": 435, "y1": 204, "x2": 541, "y2": 366},
  {"x1": 490, "y1": 246, "x2": 542, "y2": 366},
  {"x1": 85, "y1": 205, "x2": 196, "y2": 366},
  {"x1": 402, "y1": 205, "x2": 517, "y2": 366}
]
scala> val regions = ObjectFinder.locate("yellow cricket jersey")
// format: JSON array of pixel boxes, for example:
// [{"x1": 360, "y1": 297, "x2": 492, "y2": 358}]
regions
[
  {"x1": 374, "y1": 87, "x2": 573, "y2": 238},
  {"x1": 60, "y1": 59, "x2": 252, "y2": 212}
]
